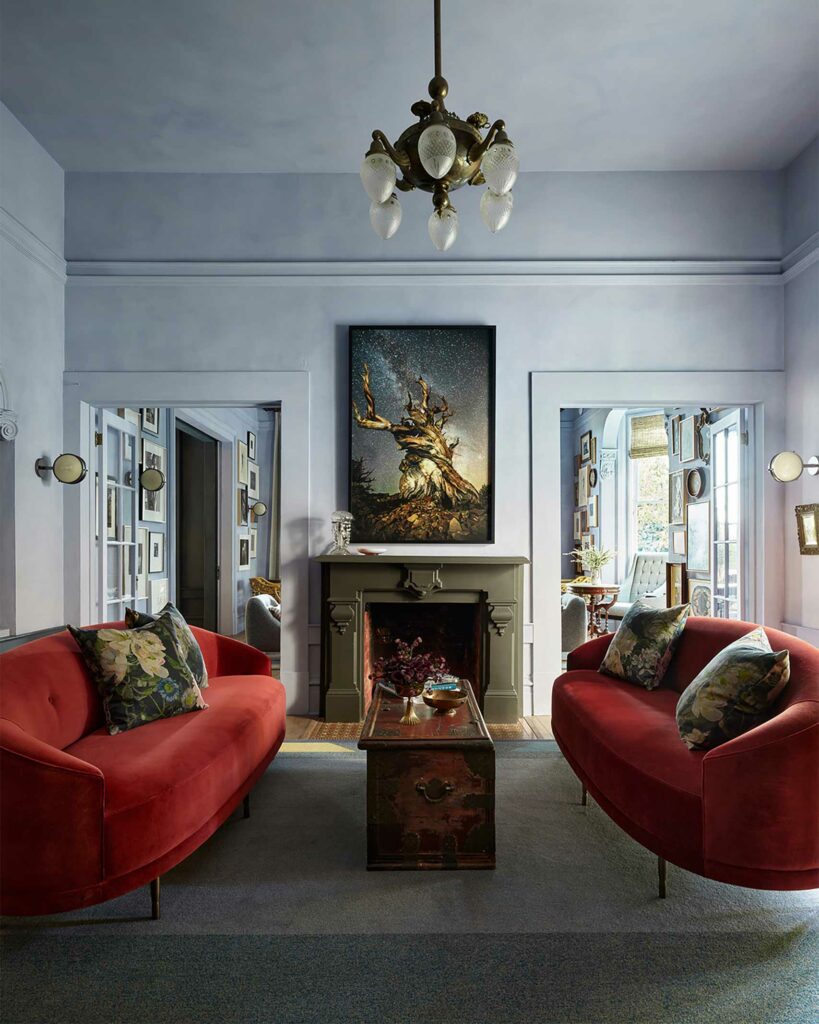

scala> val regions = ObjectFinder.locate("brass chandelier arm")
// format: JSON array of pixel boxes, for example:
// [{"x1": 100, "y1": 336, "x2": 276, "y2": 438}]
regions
[
  {"x1": 467, "y1": 120, "x2": 507, "y2": 165},
  {"x1": 371, "y1": 130, "x2": 411, "y2": 170}
]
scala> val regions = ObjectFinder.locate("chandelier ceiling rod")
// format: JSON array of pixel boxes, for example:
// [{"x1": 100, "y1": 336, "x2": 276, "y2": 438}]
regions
[{"x1": 434, "y1": 0, "x2": 442, "y2": 79}]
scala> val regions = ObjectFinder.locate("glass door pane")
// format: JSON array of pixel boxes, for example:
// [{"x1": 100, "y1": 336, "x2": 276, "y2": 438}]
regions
[{"x1": 711, "y1": 410, "x2": 742, "y2": 620}]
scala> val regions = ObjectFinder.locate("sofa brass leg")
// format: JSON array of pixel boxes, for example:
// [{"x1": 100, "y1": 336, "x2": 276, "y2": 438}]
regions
[
  {"x1": 243, "y1": 794, "x2": 250, "y2": 819},
  {"x1": 150, "y1": 877, "x2": 161, "y2": 920},
  {"x1": 581, "y1": 783, "x2": 587, "y2": 807},
  {"x1": 658, "y1": 856, "x2": 667, "y2": 899}
]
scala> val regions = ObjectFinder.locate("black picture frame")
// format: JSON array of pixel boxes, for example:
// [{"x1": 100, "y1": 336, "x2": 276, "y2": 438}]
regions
[{"x1": 348, "y1": 325, "x2": 496, "y2": 544}]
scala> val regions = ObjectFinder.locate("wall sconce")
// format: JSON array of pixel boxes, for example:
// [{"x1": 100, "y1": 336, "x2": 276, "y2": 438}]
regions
[
  {"x1": 250, "y1": 501, "x2": 268, "y2": 518},
  {"x1": 34, "y1": 454, "x2": 88, "y2": 484},
  {"x1": 140, "y1": 467, "x2": 166, "y2": 492},
  {"x1": 768, "y1": 451, "x2": 819, "y2": 483}
]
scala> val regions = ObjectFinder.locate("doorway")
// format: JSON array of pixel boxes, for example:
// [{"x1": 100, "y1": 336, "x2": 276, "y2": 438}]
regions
[{"x1": 175, "y1": 421, "x2": 219, "y2": 630}]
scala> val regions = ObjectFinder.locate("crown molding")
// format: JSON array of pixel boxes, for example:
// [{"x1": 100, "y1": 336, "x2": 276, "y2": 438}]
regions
[
  {"x1": 0, "y1": 207, "x2": 66, "y2": 283},
  {"x1": 781, "y1": 231, "x2": 819, "y2": 283},
  {"x1": 65, "y1": 257, "x2": 783, "y2": 286}
]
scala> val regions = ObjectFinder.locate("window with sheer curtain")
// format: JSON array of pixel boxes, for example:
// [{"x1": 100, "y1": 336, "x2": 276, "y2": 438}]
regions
[{"x1": 627, "y1": 413, "x2": 669, "y2": 557}]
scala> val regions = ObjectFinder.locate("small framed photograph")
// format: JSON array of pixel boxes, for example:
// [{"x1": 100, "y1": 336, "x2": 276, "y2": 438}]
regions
[
  {"x1": 579, "y1": 507, "x2": 588, "y2": 533},
  {"x1": 118, "y1": 408, "x2": 140, "y2": 426},
  {"x1": 574, "y1": 482, "x2": 579, "y2": 506},
  {"x1": 106, "y1": 477, "x2": 118, "y2": 539},
  {"x1": 141, "y1": 440, "x2": 167, "y2": 523},
  {"x1": 150, "y1": 578, "x2": 169, "y2": 614},
  {"x1": 590, "y1": 436, "x2": 597, "y2": 465},
  {"x1": 671, "y1": 415, "x2": 682, "y2": 456},
  {"x1": 580, "y1": 431, "x2": 592, "y2": 464},
  {"x1": 671, "y1": 528, "x2": 686, "y2": 556},
  {"x1": 238, "y1": 486, "x2": 249, "y2": 526},
  {"x1": 587, "y1": 495, "x2": 598, "y2": 527},
  {"x1": 578, "y1": 465, "x2": 589, "y2": 506},
  {"x1": 238, "y1": 535, "x2": 251, "y2": 570},
  {"x1": 680, "y1": 416, "x2": 696, "y2": 463},
  {"x1": 249, "y1": 529, "x2": 258, "y2": 560},
  {"x1": 237, "y1": 440, "x2": 249, "y2": 485},
  {"x1": 148, "y1": 531, "x2": 165, "y2": 573},
  {"x1": 581, "y1": 532, "x2": 595, "y2": 551},
  {"x1": 796, "y1": 503, "x2": 819, "y2": 555},
  {"x1": 247, "y1": 431, "x2": 257, "y2": 461},
  {"x1": 689, "y1": 580, "x2": 713, "y2": 616},
  {"x1": 137, "y1": 529, "x2": 149, "y2": 599},
  {"x1": 666, "y1": 562, "x2": 689, "y2": 607},
  {"x1": 141, "y1": 408, "x2": 160, "y2": 435},
  {"x1": 669, "y1": 470, "x2": 685, "y2": 525},
  {"x1": 686, "y1": 500, "x2": 710, "y2": 573},
  {"x1": 573, "y1": 510, "x2": 582, "y2": 541},
  {"x1": 248, "y1": 461, "x2": 259, "y2": 499}
]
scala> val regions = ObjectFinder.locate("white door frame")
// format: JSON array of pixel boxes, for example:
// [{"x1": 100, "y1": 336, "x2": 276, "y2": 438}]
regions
[
  {"x1": 63, "y1": 371, "x2": 310, "y2": 714},
  {"x1": 531, "y1": 370, "x2": 785, "y2": 714}
]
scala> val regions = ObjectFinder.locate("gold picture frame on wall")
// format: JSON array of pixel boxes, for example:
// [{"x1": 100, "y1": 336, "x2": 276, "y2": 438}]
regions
[
  {"x1": 795, "y1": 503, "x2": 819, "y2": 555},
  {"x1": 580, "y1": 431, "x2": 592, "y2": 464}
]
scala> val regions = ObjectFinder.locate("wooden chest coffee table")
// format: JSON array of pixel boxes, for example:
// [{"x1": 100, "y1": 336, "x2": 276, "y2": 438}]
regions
[{"x1": 358, "y1": 681, "x2": 495, "y2": 870}]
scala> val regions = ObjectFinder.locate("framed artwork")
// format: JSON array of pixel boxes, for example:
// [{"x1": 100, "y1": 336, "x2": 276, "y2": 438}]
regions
[
  {"x1": 150, "y1": 578, "x2": 168, "y2": 614},
  {"x1": 671, "y1": 528, "x2": 686, "y2": 556},
  {"x1": 237, "y1": 486, "x2": 249, "y2": 527},
  {"x1": 141, "y1": 408, "x2": 160, "y2": 436},
  {"x1": 590, "y1": 437, "x2": 597, "y2": 465},
  {"x1": 574, "y1": 482, "x2": 579, "y2": 506},
  {"x1": 587, "y1": 495, "x2": 598, "y2": 527},
  {"x1": 237, "y1": 440, "x2": 249, "y2": 486},
  {"x1": 248, "y1": 461, "x2": 259, "y2": 499},
  {"x1": 106, "y1": 477, "x2": 117, "y2": 539},
  {"x1": 689, "y1": 580, "x2": 713, "y2": 616},
  {"x1": 574, "y1": 454, "x2": 581, "y2": 474},
  {"x1": 578, "y1": 465, "x2": 589, "y2": 507},
  {"x1": 136, "y1": 529, "x2": 149, "y2": 599},
  {"x1": 117, "y1": 408, "x2": 140, "y2": 426},
  {"x1": 666, "y1": 562, "x2": 688, "y2": 607},
  {"x1": 686, "y1": 467, "x2": 706, "y2": 500},
  {"x1": 250, "y1": 528, "x2": 258, "y2": 559},
  {"x1": 670, "y1": 415, "x2": 681, "y2": 455},
  {"x1": 680, "y1": 416, "x2": 696, "y2": 463},
  {"x1": 588, "y1": 467, "x2": 598, "y2": 489},
  {"x1": 247, "y1": 431, "x2": 257, "y2": 461},
  {"x1": 349, "y1": 326, "x2": 495, "y2": 543},
  {"x1": 696, "y1": 411, "x2": 712, "y2": 463},
  {"x1": 573, "y1": 511, "x2": 582, "y2": 541},
  {"x1": 141, "y1": 440, "x2": 167, "y2": 523},
  {"x1": 238, "y1": 535, "x2": 250, "y2": 570},
  {"x1": 579, "y1": 507, "x2": 588, "y2": 533},
  {"x1": 148, "y1": 531, "x2": 165, "y2": 573},
  {"x1": 580, "y1": 431, "x2": 592, "y2": 464},
  {"x1": 795, "y1": 503, "x2": 819, "y2": 555},
  {"x1": 686, "y1": 500, "x2": 710, "y2": 573},
  {"x1": 581, "y1": 532, "x2": 595, "y2": 551},
  {"x1": 669, "y1": 470, "x2": 685, "y2": 525}
]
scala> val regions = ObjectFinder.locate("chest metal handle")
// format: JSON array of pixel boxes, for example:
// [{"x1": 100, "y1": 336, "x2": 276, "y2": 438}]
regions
[{"x1": 416, "y1": 778, "x2": 455, "y2": 803}]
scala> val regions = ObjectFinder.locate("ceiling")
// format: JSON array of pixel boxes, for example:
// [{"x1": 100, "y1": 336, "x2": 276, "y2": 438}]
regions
[{"x1": 1, "y1": 0, "x2": 817, "y2": 173}]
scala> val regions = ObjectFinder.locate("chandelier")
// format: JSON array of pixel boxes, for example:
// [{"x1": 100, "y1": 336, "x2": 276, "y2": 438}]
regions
[{"x1": 360, "y1": 0, "x2": 519, "y2": 251}]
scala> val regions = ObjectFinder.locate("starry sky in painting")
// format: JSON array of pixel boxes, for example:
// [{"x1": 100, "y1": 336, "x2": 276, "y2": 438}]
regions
[{"x1": 350, "y1": 326, "x2": 492, "y2": 495}]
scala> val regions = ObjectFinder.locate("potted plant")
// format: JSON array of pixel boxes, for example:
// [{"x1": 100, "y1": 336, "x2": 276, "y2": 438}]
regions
[{"x1": 564, "y1": 547, "x2": 616, "y2": 584}]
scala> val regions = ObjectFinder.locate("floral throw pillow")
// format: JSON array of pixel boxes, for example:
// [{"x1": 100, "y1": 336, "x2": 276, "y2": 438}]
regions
[
  {"x1": 125, "y1": 602, "x2": 208, "y2": 689},
  {"x1": 676, "y1": 627, "x2": 790, "y2": 750},
  {"x1": 600, "y1": 601, "x2": 690, "y2": 690},
  {"x1": 69, "y1": 612, "x2": 208, "y2": 735}
]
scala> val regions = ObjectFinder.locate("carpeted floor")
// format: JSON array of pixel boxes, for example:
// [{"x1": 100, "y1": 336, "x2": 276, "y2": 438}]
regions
[{"x1": 2, "y1": 742, "x2": 817, "y2": 1024}]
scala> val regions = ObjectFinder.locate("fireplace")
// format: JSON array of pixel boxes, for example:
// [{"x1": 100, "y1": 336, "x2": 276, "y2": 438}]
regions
[{"x1": 318, "y1": 555, "x2": 527, "y2": 723}]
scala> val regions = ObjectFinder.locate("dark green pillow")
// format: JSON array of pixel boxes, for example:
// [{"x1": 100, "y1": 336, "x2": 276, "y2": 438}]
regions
[
  {"x1": 69, "y1": 611, "x2": 207, "y2": 735},
  {"x1": 125, "y1": 602, "x2": 208, "y2": 689},
  {"x1": 600, "y1": 601, "x2": 690, "y2": 690},
  {"x1": 676, "y1": 627, "x2": 790, "y2": 750}
]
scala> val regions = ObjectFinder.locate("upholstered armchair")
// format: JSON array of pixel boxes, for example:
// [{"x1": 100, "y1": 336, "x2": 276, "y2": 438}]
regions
[
  {"x1": 245, "y1": 594, "x2": 281, "y2": 654},
  {"x1": 607, "y1": 552, "x2": 666, "y2": 625},
  {"x1": 561, "y1": 593, "x2": 588, "y2": 653}
]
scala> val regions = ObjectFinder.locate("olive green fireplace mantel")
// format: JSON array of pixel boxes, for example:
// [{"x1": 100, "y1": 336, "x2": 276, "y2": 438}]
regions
[{"x1": 318, "y1": 554, "x2": 527, "y2": 723}]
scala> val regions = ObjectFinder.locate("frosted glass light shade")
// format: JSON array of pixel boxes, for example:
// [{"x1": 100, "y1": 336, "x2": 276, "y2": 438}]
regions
[
  {"x1": 768, "y1": 450, "x2": 819, "y2": 482},
  {"x1": 418, "y1": 124, "x2": 457, "y2": 179},
  {"x1": 481, "y1": 142, "x2": 518, "y2": 194},
  {"x1": 428, "y1": 207, "x2": 459, "y2": 251},
  {"x1": 370, "y1": 194, "x2": 402, "y2": 239},
  {"x1": 480, "y1": 188, "x2": 513, "y2": 232},
  {"x1": 360, "y1": 152, "x2": 396, "y2": 203}
]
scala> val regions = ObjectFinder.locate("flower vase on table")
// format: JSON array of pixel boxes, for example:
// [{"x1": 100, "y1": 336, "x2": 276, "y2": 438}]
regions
[{"x1": 371, "y1": 637, "x2": 447, "y2": 727}]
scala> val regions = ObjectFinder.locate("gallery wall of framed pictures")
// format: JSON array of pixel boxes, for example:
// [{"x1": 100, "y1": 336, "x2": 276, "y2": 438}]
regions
[{"x1": 566, "y1": 411, "x2": 604, "y2": 573}]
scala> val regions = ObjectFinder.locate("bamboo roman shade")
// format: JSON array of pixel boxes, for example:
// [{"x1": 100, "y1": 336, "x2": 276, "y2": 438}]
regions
[{"x1": 629, "y1": 414, "x2": 668, "y2": 459}]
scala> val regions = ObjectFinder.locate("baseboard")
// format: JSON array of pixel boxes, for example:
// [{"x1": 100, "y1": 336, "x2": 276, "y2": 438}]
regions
[{"x1": 780, "y1": 621, "x2": 819, "y2": 647}]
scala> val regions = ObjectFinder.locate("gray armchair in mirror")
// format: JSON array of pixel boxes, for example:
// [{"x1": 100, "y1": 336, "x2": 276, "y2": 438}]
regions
[{"x1": 244, "y1": 594, "x2": 281, "y2": 659}]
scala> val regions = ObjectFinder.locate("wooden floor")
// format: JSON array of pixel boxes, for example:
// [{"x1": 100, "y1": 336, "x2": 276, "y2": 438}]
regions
[{"x1": 285, "y1": 715, "x2": 553, "y2": 741}]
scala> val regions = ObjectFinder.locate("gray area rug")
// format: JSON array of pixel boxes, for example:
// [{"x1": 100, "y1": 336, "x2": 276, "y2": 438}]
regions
[{"x1": 2, "y1": 742, "x2": 817, "y2": 1023}]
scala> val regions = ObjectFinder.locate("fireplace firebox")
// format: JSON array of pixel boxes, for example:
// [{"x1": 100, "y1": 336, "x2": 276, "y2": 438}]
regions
[{"x1": 318, "y1": 555, "x2": 527, "y2": 723}]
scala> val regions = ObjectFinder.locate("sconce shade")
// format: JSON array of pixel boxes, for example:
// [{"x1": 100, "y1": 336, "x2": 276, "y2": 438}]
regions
[
  {"x1": 251, "y1": 501, "x2": 268, "y2": 517},
  {"x1": 140, "y1": 467, "x2": 166, "y2": 492},
  {"x1": 769, "y1": 451, "x2": 819, "y2": 483},
  {"x1": 35, "y1": 453, "x2": 87, "y2": 484}
]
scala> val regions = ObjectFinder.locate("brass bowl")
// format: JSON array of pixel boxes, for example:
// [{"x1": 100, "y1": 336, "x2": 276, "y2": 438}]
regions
[{"x1": 422, "y1": 687, "x2": 468, "y2": 715}]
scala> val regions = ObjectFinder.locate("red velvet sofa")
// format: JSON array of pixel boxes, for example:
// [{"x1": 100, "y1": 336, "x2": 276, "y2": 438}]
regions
[
  {"x1": 553, "y1": 617, "x2": 819, "y2": 894},
  {"x1": 0, "y1": 625, "x2": 286, "y2": 917}
]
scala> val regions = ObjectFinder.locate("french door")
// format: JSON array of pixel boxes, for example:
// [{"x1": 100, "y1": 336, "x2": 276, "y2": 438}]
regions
[
  {"x1": 96, "y1": 410, "x2": 140, "y2": 622},
  {"x1": 711, "y1": 409, "x2": 748, "y2": 620}
]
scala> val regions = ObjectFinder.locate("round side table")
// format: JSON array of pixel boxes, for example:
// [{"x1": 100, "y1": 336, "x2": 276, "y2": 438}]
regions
[{"x1": 567, "y1": 583, "x2": 620, "y2": 639}]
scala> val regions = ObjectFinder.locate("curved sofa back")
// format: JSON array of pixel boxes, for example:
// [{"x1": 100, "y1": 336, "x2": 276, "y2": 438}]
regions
[
  {"x1": 664, "y1": 617, "x2": 819, "y2": 710},
  {"x1": 0, "y1": 629, "x2": 105, "y2": 750}
]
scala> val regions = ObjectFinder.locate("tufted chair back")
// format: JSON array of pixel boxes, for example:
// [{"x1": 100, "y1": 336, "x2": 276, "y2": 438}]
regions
[{"x1": 618, "y1": 552, "x2": 666, "y2": 603}]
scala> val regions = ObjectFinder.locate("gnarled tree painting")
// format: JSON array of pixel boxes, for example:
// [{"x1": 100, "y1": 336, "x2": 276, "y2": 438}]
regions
[{"x1": 349, "y1": 326, "x2": 494, "y2": 543}]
